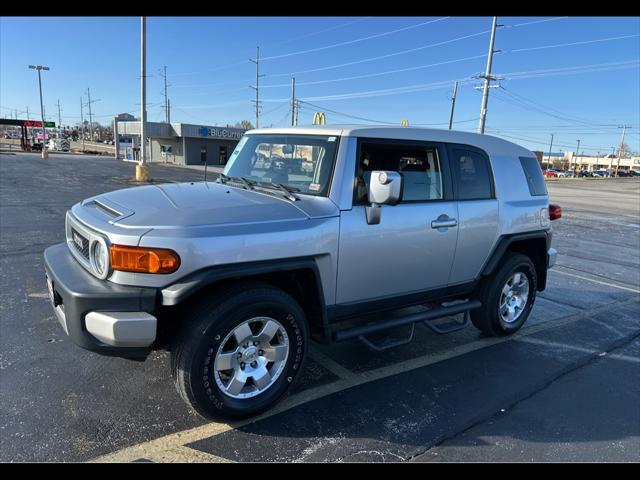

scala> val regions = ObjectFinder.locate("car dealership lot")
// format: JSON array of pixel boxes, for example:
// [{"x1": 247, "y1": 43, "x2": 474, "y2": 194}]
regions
[{"x1": 0, "y1": 151, "x2": 638, "y2": 462}]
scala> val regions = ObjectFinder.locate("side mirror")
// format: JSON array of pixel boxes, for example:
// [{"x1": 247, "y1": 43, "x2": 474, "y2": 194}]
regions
[{"x1": 366, "y1": 171, "x2": 402, "y2": 225}]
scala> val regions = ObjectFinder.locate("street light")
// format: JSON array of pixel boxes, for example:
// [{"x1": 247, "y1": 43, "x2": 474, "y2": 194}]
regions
[{"x1": 28, "y1": 65, "x2": 50, "y2": 159}]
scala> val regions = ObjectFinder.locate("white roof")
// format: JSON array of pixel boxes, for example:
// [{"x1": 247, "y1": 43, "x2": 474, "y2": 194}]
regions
[{"x1": 247, "y1": 124, "x2": 533, "y2": 157}]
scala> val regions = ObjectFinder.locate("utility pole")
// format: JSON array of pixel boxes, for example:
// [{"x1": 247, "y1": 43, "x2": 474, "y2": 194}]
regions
[
  {"x1": 295, "y1": 99, "x2": 300, "y2": 126},
  {"x1": 162, "y1": 65, "x2": 170, "y2": 123},
  {"x1": 249, "y1": 46, "x2": 265, "y2": 129},
  {"x1": 574, "y1": 139, "x2": 581, "y2": 171},
  {"x1": 26, "y1": 106, "x2": 30, "y2": 121},
  {"x1": 477, "y1": 16, "x2": 500, "y2": 134},
  {"x1": 86, "y1": 88, "x2": 94, "y2": 141},
  {"x1": 448, "y1": 80, "x2": 458, "y2": 130},
  {"x1": 291, "y1": 77, "x2": 296, "y2": 126},
  {"x1": 57, "y1": 99, "x2": 62, "y2": 137},
  {"x1": 615, "y1": 125, "x2": 631, "y2": 177},
  {"x1": 80, "y1": 96, "x2": 86, "y2": 150},
  {"x1": 28, "y1": 64, "x2": 50, "y2": 158},
  {"x1": 167, "y1": 98, "x2": 171, "y2": 123},
  {"x1": 137, "y1": 16, "x2": 150, "y2": 181},
  {"x1": 546, "y1": 134, "x2": 554, "y2": 171}
]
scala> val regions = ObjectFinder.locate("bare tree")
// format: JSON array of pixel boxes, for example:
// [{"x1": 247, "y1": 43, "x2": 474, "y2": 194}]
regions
[{"x1": 235, "y1": 120, "x2": 254, "y2": 130}]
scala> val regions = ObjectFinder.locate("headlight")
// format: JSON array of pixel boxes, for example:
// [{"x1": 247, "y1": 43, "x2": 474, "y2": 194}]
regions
[{"x1": 92, "y1": 240, "x2": 109, "y2": 278}]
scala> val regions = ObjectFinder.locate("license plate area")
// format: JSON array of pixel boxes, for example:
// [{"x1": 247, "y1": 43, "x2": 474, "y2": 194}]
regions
[{"x1": 45, "y1": 275, "x2": 62, "y2": 307}]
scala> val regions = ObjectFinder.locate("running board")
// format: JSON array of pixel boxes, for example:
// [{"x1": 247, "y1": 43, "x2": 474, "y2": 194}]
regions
[
  {"x1": 423, "y1": 310, "x2": 471, "y2": 334},
  {"x1": 333, "y1": 300, "x2": 482, "y2": 343}
]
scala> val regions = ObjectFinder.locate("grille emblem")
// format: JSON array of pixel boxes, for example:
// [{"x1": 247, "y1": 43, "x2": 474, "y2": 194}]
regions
[{"x1": 73, "y1": 232, "x2": 84, "y2": 250}]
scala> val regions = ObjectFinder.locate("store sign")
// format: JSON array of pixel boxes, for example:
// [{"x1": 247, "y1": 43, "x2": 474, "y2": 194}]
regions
[
  {"x1": 24, "y1": 120, "x2": 55, "y2": 128},
  {"x1": 198, "y1": 126, "x2": 244, "y2": 140}
]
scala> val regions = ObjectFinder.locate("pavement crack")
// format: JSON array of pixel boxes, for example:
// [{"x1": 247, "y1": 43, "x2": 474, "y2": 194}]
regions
[{"x1": 403, "y1": 330, "x2": 640, "y2": 462}]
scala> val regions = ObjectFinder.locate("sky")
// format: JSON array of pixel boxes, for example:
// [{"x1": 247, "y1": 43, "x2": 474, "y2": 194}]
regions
[{"x1": 1, "y1": 16, "x2": 639, "y2": 155}]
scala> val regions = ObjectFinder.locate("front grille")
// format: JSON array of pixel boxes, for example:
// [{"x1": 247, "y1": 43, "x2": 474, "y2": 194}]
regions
[{"x1": 71, "y1": 228, "x2": 90, "y2": 260}]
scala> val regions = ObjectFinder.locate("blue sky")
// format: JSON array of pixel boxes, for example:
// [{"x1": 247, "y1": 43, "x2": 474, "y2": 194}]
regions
[{"x1": 1, "y1": 16, "x2": 639, "y2": 154}]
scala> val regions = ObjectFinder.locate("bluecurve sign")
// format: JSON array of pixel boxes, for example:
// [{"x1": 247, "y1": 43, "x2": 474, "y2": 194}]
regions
[{"x1": 198, "y1": 126, "x2": 244, "y2": 140}]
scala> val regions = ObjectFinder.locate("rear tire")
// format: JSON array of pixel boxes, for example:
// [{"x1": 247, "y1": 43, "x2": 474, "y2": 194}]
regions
[
  {"x1": 171, "y1": 283, "x2": 309, "y2": 420},
  {"x1": 471, "y1": 253, "x2": 537, "y2": 337}
]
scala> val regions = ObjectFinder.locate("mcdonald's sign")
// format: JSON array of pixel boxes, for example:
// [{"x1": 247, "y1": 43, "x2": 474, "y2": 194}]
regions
[
  {"x1": 400, "y1": 120, "x2": 409, "y2": 127},
  {"x1": 312, "y1": 112, "x2": 326, "y2": 125}
]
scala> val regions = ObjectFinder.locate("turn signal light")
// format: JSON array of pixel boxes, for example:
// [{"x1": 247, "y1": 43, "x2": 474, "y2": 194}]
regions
[
  {"x1": 549, "y1": 204, "x2": 562, "y2": 221},
  {"x1": 109, "y1": 244, "x2": 180, "y2": 274}
]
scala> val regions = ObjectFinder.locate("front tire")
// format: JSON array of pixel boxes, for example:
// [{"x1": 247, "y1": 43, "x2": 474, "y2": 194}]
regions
[
  {"x1": 171, "y1": 283, "x2": 309, "y2": 420},
  {"x1": 471, "y1": 253, "x2": 537, "y2": 337}
]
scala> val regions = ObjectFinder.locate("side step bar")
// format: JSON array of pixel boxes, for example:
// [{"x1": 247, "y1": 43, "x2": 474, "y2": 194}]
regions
[{"x1": 333, "y1": 300, "x2": 482, "y2": 343}]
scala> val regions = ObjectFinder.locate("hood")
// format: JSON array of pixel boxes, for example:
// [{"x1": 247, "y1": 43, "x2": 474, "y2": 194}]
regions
[{"x1": 82, "y1": 181, "x2": 335, "y2": 229}]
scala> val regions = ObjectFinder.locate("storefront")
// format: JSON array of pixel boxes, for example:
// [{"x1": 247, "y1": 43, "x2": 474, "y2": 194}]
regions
[{"x1": 115, "y1": 121, "x2": 246, "y2": 166}]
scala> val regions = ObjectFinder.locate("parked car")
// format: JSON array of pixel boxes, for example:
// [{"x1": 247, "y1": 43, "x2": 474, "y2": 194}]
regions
[
  {"x1": 44, "y1": 126, "x2": 560, "y2": 419},
  {"x1": 592, "y1": 170, "x2": 611, "y2": 178},
  {"x1": 576, "y1": 170, "x2": 592, "y2": 177},
  {"x1": 556, "y1": 170, "x2": 574, "y2": 178},
  {"x1": 542, "y1": 169, "x2": 558, "y2": 177},
  {"x1": 31, "y1": 142, "x2": 43, "y2": 152}
]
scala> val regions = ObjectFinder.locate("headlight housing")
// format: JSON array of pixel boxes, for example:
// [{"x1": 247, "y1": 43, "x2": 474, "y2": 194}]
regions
[{"x1": 91, "y1": 239, "x2": 109, "y2": 279}]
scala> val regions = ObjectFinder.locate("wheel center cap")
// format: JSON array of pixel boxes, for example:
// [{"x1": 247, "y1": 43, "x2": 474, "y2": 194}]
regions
[{"x1": 242, "y1": 346, "x2": 258, "y2": 363}]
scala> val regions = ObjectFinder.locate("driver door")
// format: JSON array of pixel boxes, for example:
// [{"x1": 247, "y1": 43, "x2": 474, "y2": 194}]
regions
[{"x1": 335, "y1": 138, "x2": 459, "y2": 306}]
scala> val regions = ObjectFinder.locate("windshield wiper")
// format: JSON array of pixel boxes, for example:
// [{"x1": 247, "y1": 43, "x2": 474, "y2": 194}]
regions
[
  {"x1": 217, "y1": 174, "x2": 255, "y2": 190},
  {"x1": 256, "y1": 182, "x2": 300, "y2": 201}
]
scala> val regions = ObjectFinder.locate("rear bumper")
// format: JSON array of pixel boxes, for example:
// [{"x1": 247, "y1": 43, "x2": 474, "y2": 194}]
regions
[
  {"x1": 43, "y1": 243, "x2": 159, "y2": 358},
  {"x1": 547, "y1": 247, "x2": 558, "y2": 268}
]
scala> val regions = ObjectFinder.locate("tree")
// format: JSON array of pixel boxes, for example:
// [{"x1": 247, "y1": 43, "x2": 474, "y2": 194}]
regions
[
  {"x1": 616, "y1": 142, "x2": 630, "y2": 157},
  {"x1": 235, "y1": 120, "x2": 254, "y2": 130}
]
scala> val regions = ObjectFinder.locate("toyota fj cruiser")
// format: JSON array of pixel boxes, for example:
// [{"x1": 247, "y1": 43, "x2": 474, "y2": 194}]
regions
[{"x1": 44, "y1": 126, "x2": 560, "y2": 419}]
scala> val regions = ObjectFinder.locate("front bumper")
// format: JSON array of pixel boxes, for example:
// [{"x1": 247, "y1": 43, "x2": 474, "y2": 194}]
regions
[{"x1": 43, "y1": 243, "x2": 159, "y2": 358}]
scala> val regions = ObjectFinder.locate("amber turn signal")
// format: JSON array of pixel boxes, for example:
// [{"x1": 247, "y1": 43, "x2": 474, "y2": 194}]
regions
[{"x1": 109, "y1": 244, "x2": 180, "y2": 274}]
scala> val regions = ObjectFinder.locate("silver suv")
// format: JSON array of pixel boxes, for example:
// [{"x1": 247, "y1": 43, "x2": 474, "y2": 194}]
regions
[{"x1": 44, "y1": 126, "x2": 560, "y2": 419}]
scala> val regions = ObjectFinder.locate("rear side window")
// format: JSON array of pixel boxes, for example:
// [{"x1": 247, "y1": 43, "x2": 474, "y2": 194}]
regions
[
  {"x1": 450, "y1": 148, "x2": 493, "y2": 200},
  {"x1": 519, "y1": 156, "x2": 547, "y2": 196}
]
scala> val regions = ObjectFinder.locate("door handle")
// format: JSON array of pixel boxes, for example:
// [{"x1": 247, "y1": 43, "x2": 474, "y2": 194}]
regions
[{"x1": 431, "y1": 217, "x2": 457, "y2": 229}]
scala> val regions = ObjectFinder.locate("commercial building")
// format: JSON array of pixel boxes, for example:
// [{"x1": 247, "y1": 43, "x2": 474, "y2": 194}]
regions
[
  {"x1": 114, "y1": 120, "x2": 246, "y2": 166},
  {"x1": 533, "y1": 150, "x2": 640, "y2": 172}
]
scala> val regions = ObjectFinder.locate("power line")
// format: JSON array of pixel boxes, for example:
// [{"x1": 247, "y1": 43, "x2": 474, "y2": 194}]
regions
[
  {"x1": 263, "y1": 17, "x2": 371, "y2": 48},
  {"x1": 266, "y1": 28, "x2": 494, "y2": 79},
  {"x1": 507, "y1": 33, "x2": 640, "y2": 54},
  {"x1": 260, "y1": 54, "x2": 488, "y2": 89},
  {"x1": 260, "y1": 17, "x2": 450, "y2": 61}
]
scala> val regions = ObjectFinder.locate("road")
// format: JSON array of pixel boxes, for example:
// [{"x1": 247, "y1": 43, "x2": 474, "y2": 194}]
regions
[{"x1": 0, "y1": 151, "x2": 638, "y2": 462}]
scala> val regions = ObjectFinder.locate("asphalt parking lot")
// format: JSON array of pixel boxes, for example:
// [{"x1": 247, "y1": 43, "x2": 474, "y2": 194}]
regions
[{"x1": 0, "y1": 151, "x2": 638, "y2": 462}]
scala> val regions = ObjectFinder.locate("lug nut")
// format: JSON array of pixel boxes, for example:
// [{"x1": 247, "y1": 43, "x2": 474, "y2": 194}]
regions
[
  {"x1": 253, "y1": 341, "x2": 259, "y2": 346},
  {"x1": 251, "y1": 361, "x2": 257, "y2": 367},
  {"x1": 240, "y1": 362, "x2": 245, "y2": 369},
  {"x1": 258, "y1": 350, "x2": 264, "y2": 355}
]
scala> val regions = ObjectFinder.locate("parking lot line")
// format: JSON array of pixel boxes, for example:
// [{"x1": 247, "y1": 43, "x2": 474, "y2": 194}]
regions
[
  {"x1": 90, "y1": 295, "x2": 639, "y2": 463},
  {"x1": 309, "y1": 345, "x2": 358, "y2": 380},
  {"x1": 141, "y1": 445, "x2": 232, "y2": 463},
  {"x1": 551, "y1": 268, "x2": 640, "y2": 293},
  {"x1": 516, "y1": 336, "x2": 640, "y2": 364}
]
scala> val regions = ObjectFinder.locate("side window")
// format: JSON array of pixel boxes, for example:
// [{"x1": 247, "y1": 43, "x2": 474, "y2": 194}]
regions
[
  {"x1": 519, "y1": 156, "x2": 547, "y2": 196},
  {"x1": 355, "y1": 142, "x2": 444, "y2": 204},
  {"x1": 451, "y1": 148, "x2": 493, "y2": 200}
]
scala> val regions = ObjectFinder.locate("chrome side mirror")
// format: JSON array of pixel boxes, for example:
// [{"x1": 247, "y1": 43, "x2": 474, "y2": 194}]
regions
[{"x1": 366, "y1": 171, "x2": 402, "y2": 225}]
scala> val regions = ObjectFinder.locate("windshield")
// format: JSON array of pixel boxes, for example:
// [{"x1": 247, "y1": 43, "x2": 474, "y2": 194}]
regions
[{"x1": 223, "y1": 134, "x2": 340, "y2": 196}]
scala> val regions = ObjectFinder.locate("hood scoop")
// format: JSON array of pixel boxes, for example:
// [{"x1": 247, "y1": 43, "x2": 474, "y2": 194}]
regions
[{"x1": 82, "y1": 197, "x2": 134, "y2": 224}]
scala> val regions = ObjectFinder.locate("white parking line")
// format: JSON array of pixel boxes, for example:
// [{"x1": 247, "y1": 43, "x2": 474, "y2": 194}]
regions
[
  {"x1": 551, "y1": 269, "x2": 640, "y2": 293},
  {"x1": 517, "y1": 336, "x2": 640, "y2": 364},
  {"x1": 90, "y1": 296, "x2": 639, "y2": 463}
]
